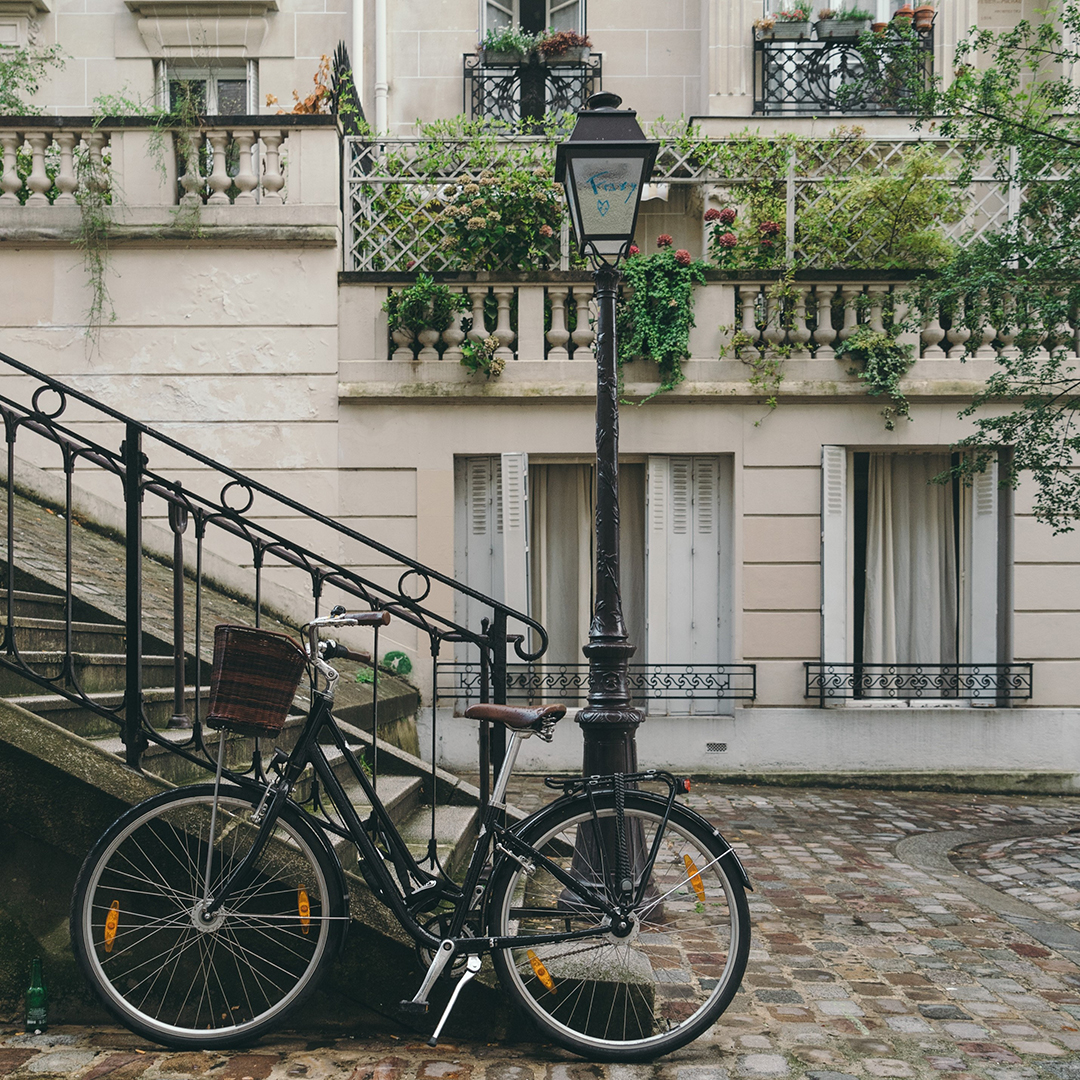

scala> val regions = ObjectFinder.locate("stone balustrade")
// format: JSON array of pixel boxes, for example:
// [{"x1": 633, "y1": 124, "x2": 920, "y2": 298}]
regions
[{"x1": 0, "y1": 116, "x2": 339, "y2": 211}]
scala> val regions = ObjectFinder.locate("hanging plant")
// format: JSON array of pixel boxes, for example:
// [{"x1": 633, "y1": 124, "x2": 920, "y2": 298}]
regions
[
  {"x1": 835, "y1": 325, "x2": 915, "y2": 429},
  {"x1": 616, "y1": 235, "x2": 708, "y2": 397},
  {"x1": 382, "y1": 274, "x2": 469, "y2": 336}
]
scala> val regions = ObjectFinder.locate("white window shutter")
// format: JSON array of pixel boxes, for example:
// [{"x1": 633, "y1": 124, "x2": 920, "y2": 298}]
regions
[
  {"x1": 500, "y1": 452, "x2": 529, "y2": 622},
  {"x1": 966, "y1": 457, "x2": 999, "y2": 696},
  {"x1": 821, "y1": 446, "x2": 849, "y2": 665},
  {"x1": 646, "y1": 456, "x2": 669, "y2": 668},
  {"x1": 455, "y1": 457, "x2": 504, "y2": 663}
]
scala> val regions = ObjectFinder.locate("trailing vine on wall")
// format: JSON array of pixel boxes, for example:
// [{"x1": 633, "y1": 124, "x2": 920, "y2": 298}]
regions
[{"x1": 835, "y1": 324, "x2": 915, "y2": 429}]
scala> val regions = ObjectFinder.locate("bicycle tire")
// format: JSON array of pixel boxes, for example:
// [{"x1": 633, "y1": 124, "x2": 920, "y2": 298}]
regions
[
  {"x1": 71, "y1": 783, "x2": 346, "y2": 1048},
  {"x1": 487, "y1": 790, "x2": 750, "y2": 1061}
]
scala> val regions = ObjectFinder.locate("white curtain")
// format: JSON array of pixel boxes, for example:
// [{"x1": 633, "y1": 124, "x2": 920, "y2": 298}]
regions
[{"x1": 863, "y1": 454, "x2": 957, "y2": 666}]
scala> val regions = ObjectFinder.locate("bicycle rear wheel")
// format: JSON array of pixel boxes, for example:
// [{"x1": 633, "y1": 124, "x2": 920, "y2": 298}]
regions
[
  {"x1": 488, "y1": 790, "x2": 750, "y2": 1061},
  {"x1": 71, "y1": 784, "x2": 346, "y2": 1048}
]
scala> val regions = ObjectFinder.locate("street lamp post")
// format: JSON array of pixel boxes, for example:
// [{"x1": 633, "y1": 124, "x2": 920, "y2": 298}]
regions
[{"x1": 555, "y1": 94, "x2": 658, "y2": 779}]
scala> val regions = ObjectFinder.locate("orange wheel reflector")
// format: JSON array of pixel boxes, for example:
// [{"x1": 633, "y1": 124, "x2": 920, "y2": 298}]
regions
[
  {"x1": 298, "y1": 888, "x2": 311, "y2": 935},
  {"x1": 527, "y1": 949, "x2": 556, "y2": 994},
  {"x1": 684, "y1": 854, "x2": 706, "y2": 903},
  {"x1": 104, "y1": 900, "x2": 120, "y2": 953}
]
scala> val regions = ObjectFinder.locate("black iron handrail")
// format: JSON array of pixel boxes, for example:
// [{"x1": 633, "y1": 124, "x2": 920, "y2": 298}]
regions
[
  {"x1": 0, "y1": 349, "x2": 546, "y2": 772},
  {"x1": 805, "y1": 662, "x2": 1033, "y2": 706}
]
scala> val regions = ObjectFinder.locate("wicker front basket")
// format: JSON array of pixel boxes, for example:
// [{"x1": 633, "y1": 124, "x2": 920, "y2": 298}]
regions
[{"x1": 205, "y1": 624, "x2": 308, "y2": 737}]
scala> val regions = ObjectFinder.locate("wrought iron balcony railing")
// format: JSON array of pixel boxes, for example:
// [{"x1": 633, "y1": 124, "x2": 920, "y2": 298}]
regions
[
  {"x1": 464, "y1": 52, "x2": 601, "y2": 125},
  {"x1": 805, "y1": 663, "x2": 1034, "y2": 706},
  {"x1": 439, "y1": 662, "x2": 757, "y2": 709},
  {"x1": 754, "y1": 36, "x2": 932, "y2": 116}
]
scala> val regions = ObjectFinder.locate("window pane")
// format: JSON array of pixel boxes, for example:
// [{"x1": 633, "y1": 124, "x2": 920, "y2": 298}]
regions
[
  {"x1": 486, "y1": 0, "x2": 514, "y2": 31},
  {"x1": 547, "y1": 0, "x2": 581, "y2": 32},
  {"x1": 217, "y1": 80, "x2": 247, "y2": 114},
  {"x1": 170, "y1": 79, "x2": 206, "y2": 113}
]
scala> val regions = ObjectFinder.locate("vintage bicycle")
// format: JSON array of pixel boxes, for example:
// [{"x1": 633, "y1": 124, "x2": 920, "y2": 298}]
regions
[{"x1": 70, "y1": 610, "x2": 751, "y2": 1062}]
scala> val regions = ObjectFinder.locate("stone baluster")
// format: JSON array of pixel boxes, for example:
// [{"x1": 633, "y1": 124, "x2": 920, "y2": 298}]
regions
[
  {"x1": 24, "y1": 132, "x2": 50, "y2": 205},
  {"x1": 571, "y1": 284, "x2": 594, "y2": 360},
  {"x1": 388, "y1": 289, "x2": 415, "y2": 360},
  {"x1": 996, "y1": 298, "x2": 1018, "y2": 359},
  {"x1": 206, "y1": 131, "x2": 231, "y2": 204},
  {"x1": 84, "y1": 131, "x2": 108, "y2": 193},
  {"x1": 945, "y1": 299, "x2": 971, "y2": 357},
  {"x1": 0, "y1": 133, "x2": 21, "y2": 204},
  {"x1": 788, "y1": 284, "x2": 812, "y2": 358},
  {"x1": 261, "y1": 131, "x2": 285, "y2": 204},
  {"x1": 921, "y1": 304, "x2": 947, "y2": 358},
  {"x1": 179, "y1": 130, "x2": 205, "y2": 205},
  {"x1": 813, "y1": 284, "x2": 838, "y2": 357},
  {"x1": 973, "y1": 292, "x2": 998, "y2": 358},
  {"x1": 467, "y1": 286, "x2": 489, "y2": 345},
  {"x1": 53, "y1": 132, "x2": 78, "y2": 205},
  {"x1": 491, "y1": 286, "x2": 516, "y2": 361},
  {"x1": 762, "y1": 290, "x2": 786, "y2": 356},
  {"x1": 441, "y1": 288, "x2": 467, "y2": 361},
  {"x1": 546, "y1": 286, "x2": 571, "y2": 359},
  {"x1": 867, "y1": 285, "x2": 889, "y2": 334},
  {"x1": 231, "y1": 130, "x2": 258, "y2": 204},
  {"x1": 738, "y1": 286, "x2": 761, "y2": 359},
  {"x1": 838, "y1": 285, "x2": 862, "y2": 344}
]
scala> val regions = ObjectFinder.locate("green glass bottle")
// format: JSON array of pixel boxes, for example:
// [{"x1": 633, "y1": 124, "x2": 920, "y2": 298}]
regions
[{"x1": 25, "y1": 958, "x2": 47, "y2": 1034}]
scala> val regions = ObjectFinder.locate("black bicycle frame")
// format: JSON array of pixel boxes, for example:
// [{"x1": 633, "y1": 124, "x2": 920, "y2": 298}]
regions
[{"x1": 203, "y1": 690, "x2": 631, "y2": 956}]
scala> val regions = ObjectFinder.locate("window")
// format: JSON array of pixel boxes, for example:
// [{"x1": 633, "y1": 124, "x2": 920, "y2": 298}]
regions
[
  {"x1": 160, "y1": 62, "x2": 257, "y2": 114},
  {"x1": 820, "y1": 446, "x2": 1010, "y2": 701},
  {"x1": 483, "y1": 0, "x2": 583, "y2": 35},
  {"x1": 453, "y1": 454, "x2": 733, "y2": 712}
]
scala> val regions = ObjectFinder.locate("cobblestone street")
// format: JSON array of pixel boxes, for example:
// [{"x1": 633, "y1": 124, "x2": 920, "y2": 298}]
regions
[{"x1": 5, "y1": 781, "x2": 1080, "y2": 1080}]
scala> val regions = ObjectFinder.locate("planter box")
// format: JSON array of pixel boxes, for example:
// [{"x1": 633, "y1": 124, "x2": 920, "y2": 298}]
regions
[
  {"x1": 763, "y1": 21, "x2": 812, "y2": 40},
  {"x1": 478, "y1": 49, "x2": 525, "y2": 65},
  {"x1": 816, "y1": 18, "x2": 870, "y2": 38},
  {"x1": 540, "y1": 45, "x2": 590, "y2": 65}
]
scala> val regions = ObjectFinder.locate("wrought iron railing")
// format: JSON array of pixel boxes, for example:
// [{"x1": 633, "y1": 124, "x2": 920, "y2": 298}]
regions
[
  {"x1": 439, "y1": 662, "x2": 757, "y2": 707},
  {"x1": 464, "y1": 52, "x2": 601, "y2": 125},
  {"x1": 805, "y1": 662, "x2": 1034, "y2": 706},
  {"x1": 754, "y1": 36, "x2": 933, "y2": 116},
  {"x1": 0, "y1": 350, "x2": 547, "y2": 775}
]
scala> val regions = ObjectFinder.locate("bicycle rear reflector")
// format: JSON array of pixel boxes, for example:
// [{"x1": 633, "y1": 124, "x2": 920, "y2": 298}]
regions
[
  {"x1": 298, "y1": 888, "x2": 310, "y2": 934},
  {"x1": 527, "y1": 950, "x2": 556, "y2": 994},
  {"x1": 104, "y1": 900, "x2": 119, "y2": 952},
  {"x1": 684, "y1": 855, "x2": 706, "y2": 903}
]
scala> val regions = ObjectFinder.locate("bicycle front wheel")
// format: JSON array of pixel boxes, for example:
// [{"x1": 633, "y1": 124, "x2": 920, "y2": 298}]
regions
[
  {"x1": 488, "y1": 790, "x2": 750, "y2": 1061},
  {"x1": 71, "y1": 784, "x2": 346, "y2": 1048}
]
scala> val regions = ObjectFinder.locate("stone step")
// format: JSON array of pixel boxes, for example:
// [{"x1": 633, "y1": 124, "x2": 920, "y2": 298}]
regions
[
  {"x1": 396, "y1": 803, "x2": 481, "y2": 879},
  {"x1": 0, "y1": 652, "x2": 176, "y2": 696},
  {"x1": 0, "y1": 589, "x2": 67, "y2": 619},
  {"x1": 1, "y1": 616, "x2": 128, "y2": 653},
  {"x1": 5, "y1": 686, "x2": 212, "y2": 739}
]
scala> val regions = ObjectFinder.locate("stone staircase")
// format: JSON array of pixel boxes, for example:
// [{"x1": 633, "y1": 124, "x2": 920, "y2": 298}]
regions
[{"x1": 0, "y1": 504, "x2": 497, "y2": 1029}]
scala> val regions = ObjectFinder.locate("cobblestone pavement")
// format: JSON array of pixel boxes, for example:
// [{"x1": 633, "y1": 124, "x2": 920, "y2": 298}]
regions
[{"x1": 5, "y1": 781, "x2": 1080, "y2": 1080}]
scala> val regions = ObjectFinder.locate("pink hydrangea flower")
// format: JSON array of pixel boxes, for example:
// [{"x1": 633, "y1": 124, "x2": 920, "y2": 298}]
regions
[
  {"x1": 758, "y1": 220, "x2": 782, "y2": 238},
  {"x1": 657, "y1": 233, "x2": 673, "y2": 248},
  {"x1": 539, "y1": 223, "x2": 554, "y2": 237},
  {"x1": 717, "y1": 232, "x2": 738, "y2": 248},
  {"x1": 704, "y1": 208, "x2": 722, "y2": 222},
  {"x1": 628, "y1": 244, "x2": 640, "y2": 256},
  {"x1": 674, "y1": 249, "x2": 692, "y2": 266},
  {"x1": 719, "y1": 208, "x2": 737, "y2": 225}
]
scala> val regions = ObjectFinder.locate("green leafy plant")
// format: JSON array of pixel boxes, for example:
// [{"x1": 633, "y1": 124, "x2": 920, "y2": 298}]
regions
[
  {"x1": 459, "y1": 332, "x2": 506, "y2": 378},
  {"x1": 382, "y1": 274, "x2": 469, "y2": 336},
  {"x1": 820, "y1": 6, "x2": 873, "y2": 19},
  {"x1": 836, "y1": 325, "x2": 915, "y2": 430},
  {"x1": 0, "y1": 44, "x2": 65, "y2": 115},
  {"x1": 536, "y1": 30, "x2": 591, "y2": 57},
  {"x1": 478, "y1": 26, "x2": 537, "y2": 56},
  {"x1": 775, "y1": 4, "x2": 813, "y2": 21},
  {"x1": 617, "y1": 237, "x2": 708, "y2": 397},
  {"x1": 434, "y1": 165, "x2": 562, "y2": 271}
]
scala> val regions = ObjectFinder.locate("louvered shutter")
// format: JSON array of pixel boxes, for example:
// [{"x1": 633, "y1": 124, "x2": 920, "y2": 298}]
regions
[
  {"x1": 821, "y1": 446, "x2": 849, "y2": 670},
  {"x1": 454, "y1": 458, "x2": 505, "y2": 658},
  {"x1": 500, "y1": 452, "x2": 529, "y2": 630},
  {"x1": 965, "y1": 456, "x2": 1000, "y2": 703}
]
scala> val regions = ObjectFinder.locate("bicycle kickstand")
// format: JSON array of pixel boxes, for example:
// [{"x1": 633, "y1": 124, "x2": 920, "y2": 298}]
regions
[{"x1": 427, "y1": 954, "x2": 482, "y2": 1048}]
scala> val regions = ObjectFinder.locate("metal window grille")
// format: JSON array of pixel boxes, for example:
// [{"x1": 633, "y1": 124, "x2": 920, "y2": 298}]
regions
[{"x1": 804, "y1": 663, "x2": 1034, "y2": 705}]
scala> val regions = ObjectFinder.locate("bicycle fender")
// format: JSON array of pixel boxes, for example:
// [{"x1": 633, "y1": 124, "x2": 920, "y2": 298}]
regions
[{"x1": 505, "y1": 788, "x2": 753, "y2": 892}]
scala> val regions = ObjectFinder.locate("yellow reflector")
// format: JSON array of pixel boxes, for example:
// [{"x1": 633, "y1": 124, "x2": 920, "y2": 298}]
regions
[
  {"x1": 527, "y1": 949, "x2": 556, "y2": 994},
  {"x1": 104, "y1": 900, "x2": 120, "y2": 953},
  {"x1": 298, "y1": 888, "x2": 310, "y2": 935},
  {"x1": 684, "y1": 854, "x2": 706, "y2": 903}
]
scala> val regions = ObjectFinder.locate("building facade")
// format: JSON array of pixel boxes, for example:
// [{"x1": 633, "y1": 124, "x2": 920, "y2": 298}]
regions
[{"x1": 2, "y1": 0, "x2": 1078, "y2": 787}]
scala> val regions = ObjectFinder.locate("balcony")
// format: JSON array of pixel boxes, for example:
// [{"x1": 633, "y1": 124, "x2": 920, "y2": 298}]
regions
[
  {"x1": 805, "y1": 663, "x2": 1035, "y2": 705},
  {"x1": 754, "y1": 35, "x2": 933, "y2": 116},
  {"x1": 463, "y1": 52, "x2": 602, "y2": 125}
]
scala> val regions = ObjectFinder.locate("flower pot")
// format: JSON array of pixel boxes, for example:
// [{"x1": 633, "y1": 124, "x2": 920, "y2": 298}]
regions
[
  {"x1": 766, "y1": 20, "x2": 812, "y2": 39},
  {"x1": 479, "y1": 48, "x2": 524, "y2": 65},
  {"x1": 871, "y1": 21, "x2": 888, "y2": 31},
  {"x1": 540, "y1": 45, "x2": 590, "y2": 65},
  {"x1": 893, "y1": 3, "x2": 914, "y2": 15},
  {"x1": 913, "y1": 5, "x2": 935, "y2": 31},
  {"x1": 816, "y1": 18, "x2": 870, "y2": 38}
]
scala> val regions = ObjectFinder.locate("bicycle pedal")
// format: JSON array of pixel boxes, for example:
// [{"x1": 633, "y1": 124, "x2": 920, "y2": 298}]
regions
[{"x1": 398, "y1": 999, "x2": 429, "y2": 1016}]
